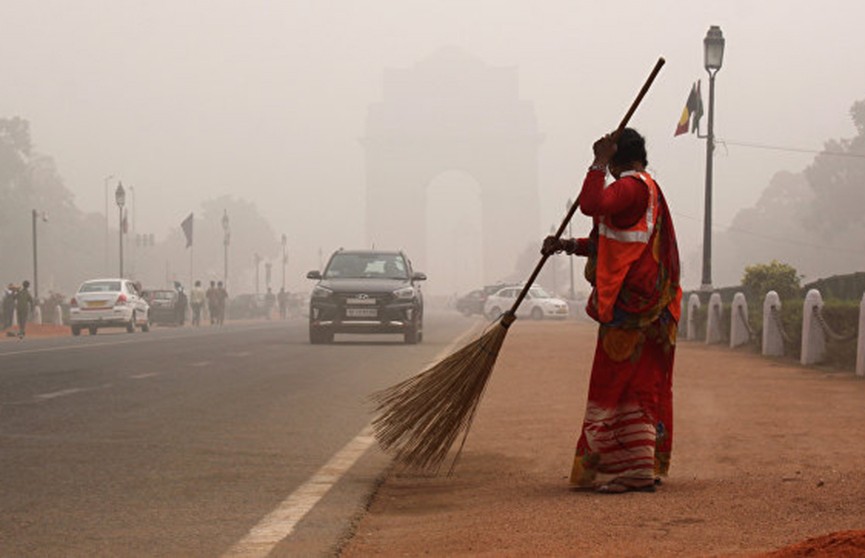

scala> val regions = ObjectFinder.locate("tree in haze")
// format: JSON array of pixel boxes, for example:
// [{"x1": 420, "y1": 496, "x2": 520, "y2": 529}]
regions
[
  {"x1": 0, "y1": 117, "x2": 280, "y2": 297},
  {"x1": 0, "y1": 117, "x2": 105, "y2": 296},
  {"x1": 708, "y1": 98, "x2": 865, "y2": 286}
]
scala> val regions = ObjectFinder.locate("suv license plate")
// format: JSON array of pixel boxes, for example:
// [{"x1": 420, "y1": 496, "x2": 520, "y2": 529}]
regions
[{"x1": 346, "y1": 308, "x2": 378, "y2": 318}]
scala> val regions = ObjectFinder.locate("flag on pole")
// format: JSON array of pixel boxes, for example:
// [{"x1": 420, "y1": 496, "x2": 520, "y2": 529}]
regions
[
  {"x1": 691, "y1": 80, "x2": 705, "y2": 133},
  {"x1": 674, "y1": 82, "x2": 698, "y2": 136},
  {"x1": 121, "y1": 209, "x2": 129, "y2": 234},
  {"x1": 181, "y1": 212, "x2": 193, "y2": 248}
]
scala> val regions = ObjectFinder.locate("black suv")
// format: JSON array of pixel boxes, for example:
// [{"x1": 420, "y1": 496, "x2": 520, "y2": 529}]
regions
[{"x1": 306, "y1": 249, "x2": 426, "y2": 344}]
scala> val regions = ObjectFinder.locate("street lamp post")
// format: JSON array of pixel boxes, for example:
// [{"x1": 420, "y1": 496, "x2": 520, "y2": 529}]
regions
[
  {"x1": 222, "y1": 210, "x2": 230, "y2": 288},
  {"x1": 281, "y1": 234, "x2": 287, "y2": 291},
  {"x1": 701, "y1": 25, "x2": 725, "y2": 291},
  {"x1": 566, "y1": 198, "x2": 576, "y2": 300},
  {"x1": 104, "y1": 174, "x2": 115, "y2": 275},
  {"x1": 115, "y1": 182, "x2": 126, "y2": 278},
  {"x1": 31, "y1": 209, "x2": 47, "y2": 300}
]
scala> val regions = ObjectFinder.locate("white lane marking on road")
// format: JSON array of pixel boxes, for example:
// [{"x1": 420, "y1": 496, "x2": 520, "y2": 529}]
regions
[
  {"x1": 0, "y1": 339, "x2": 140, "y2": 357},
  {"x1": 0, "y1": 322, "x2": 281, "y2": 358},
  {"x1": 34, "y1": 383, "x2": 112, "y2": 401},
  {"x1": 190, "y1": 361, "x2": 211, "y2": 367},
  {"x1": 226, "y1": 351, "x2": 251, "y2": 357},
  {"x1": 222, "y1": 320, "x2": 483, "y2": 557},
  {"x1": 129, "y1": 372, "x2": 160, "y2": 379},
  {"x1": 223, "y1": 426, "x2": 376, "y2": 558}
]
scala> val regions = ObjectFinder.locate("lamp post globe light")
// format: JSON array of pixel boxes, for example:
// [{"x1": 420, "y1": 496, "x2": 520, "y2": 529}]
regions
[
  {"x1": 222, "y1": 210, "x2": 230, "y2": 287},
  {"x1": 115, "y1": 181, "x2": 126, "y2": 278},
  {"x1": 700, "y1": 25, "x2": 725, "y2": 292}
]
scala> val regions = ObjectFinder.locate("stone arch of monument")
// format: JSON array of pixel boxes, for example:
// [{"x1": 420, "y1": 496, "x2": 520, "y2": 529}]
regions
[{"x1": 362, "y1": 47, "x2": 541, "y2": 286}]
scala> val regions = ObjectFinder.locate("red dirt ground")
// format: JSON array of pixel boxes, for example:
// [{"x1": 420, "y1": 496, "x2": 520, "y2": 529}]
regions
[
  {"x1": 340, "y1": 320, "x2": 865, "y2": 557},
  {"x1": 0, "y1": 323, "x2": 70, "y2": 340}
]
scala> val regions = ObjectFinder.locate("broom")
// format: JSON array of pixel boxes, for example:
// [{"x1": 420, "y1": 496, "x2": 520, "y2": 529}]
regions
[{"x1": 371, "y1": 57, "x2": 666, "y2": 473}]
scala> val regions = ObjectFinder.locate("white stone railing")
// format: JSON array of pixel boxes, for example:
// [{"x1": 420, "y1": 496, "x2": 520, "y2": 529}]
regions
[
  {"x1": 730, "y1": 293, "x2": 751, "y2": 348},
  {"x1": 686, "y1": 293, "x2": 700, "y2": 341},
  {"x1": 681, "y1": 288, "x2": 863, "y2": 374}
]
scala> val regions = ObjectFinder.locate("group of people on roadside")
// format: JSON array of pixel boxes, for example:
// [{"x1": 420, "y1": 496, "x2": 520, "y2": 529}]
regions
[
  {"x1": 187, "y1": 280, "x2": 228, "y2": 326},
  {"x1": 2, "y1": 280, "x2": 34, "y2": 338}
]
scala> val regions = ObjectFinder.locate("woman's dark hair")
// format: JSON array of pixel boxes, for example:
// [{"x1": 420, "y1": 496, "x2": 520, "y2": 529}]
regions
[{"x1": 611, "y1": 127, "x2": 648, "y2": 168}]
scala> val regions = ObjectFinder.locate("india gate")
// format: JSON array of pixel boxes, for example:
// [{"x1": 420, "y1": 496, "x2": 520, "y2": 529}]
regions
[{"x1": 363, "y1": 47, "x2": 541, "y2": 290}]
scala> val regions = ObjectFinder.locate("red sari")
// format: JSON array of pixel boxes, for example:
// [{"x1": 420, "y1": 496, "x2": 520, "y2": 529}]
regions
[{"x1": 569, "y1": 169, "x2": 681, "y2": 487}]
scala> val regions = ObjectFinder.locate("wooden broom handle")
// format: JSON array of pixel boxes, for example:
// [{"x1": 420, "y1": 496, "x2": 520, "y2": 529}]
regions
[{"x1": 503, "y1": 57, "x2": 666, "y2": 324}]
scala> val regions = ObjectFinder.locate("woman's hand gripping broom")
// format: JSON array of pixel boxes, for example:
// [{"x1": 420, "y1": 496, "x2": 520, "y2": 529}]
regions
[{"x1": 371, "y1": 57, "x2": 666, "y2": 474}]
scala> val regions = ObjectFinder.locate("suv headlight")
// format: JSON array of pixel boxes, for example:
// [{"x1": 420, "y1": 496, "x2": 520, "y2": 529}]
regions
[
  {"x1": 393, "y1": 286, "x2": 415, "y2": 300},
  {"x1": 311, "y1": 286, "x2": 333, "y2": 299}
]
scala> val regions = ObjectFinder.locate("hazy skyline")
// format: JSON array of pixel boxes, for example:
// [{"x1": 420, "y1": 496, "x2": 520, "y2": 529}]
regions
[{"x1": 2, "y1": 1, "x2": 863, "y2": 293}]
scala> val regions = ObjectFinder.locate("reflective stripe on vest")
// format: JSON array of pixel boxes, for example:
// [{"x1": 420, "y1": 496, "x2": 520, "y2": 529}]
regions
[
  {"x1": 592, "y1": 171, "x2": 660, "y2": 323},
  {"x1": 597, "y1": 171, "x2": 656, "y2": 243}
]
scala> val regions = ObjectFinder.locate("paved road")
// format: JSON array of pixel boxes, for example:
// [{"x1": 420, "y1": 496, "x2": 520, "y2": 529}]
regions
[{"x1": 0, "y1": 312, "x2": 477, "y2": 557}]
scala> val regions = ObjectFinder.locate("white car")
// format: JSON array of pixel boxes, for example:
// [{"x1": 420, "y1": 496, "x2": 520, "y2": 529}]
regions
[
  {"x1": 69, "y1": 278, "x2": 151, "y2": 336},
  {"x1": 483, "y1": 285, "x2": 569, "y2": 320}
]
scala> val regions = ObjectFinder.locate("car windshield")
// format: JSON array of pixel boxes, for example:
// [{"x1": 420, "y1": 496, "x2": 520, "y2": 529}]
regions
[
  {"x1": 324, "y1": 253, "x2": 408, "y2": 279},
  {"x1": 79, "y1": 281, "x2": 122, "y2": 293},
  {"x1": 529, "y1": 287, "x2": 553, "y2": 299}
]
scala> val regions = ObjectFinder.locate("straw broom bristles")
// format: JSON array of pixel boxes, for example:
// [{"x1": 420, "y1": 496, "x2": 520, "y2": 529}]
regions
[{"x1": 371, "y1": 318, "x2": 512, "y2": 473}]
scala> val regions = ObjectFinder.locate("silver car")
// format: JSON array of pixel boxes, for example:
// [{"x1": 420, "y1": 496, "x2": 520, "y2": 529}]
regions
[{"x1": 69, "y1": 279, "x2": 151, "y2": 336}]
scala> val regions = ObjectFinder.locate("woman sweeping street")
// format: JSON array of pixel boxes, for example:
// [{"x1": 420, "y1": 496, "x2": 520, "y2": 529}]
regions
[{"x1": 543, "y1": 128, "x2": 682, "y2": 494}]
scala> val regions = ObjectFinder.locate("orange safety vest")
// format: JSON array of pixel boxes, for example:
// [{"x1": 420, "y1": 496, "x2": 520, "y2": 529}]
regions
[{"x1": 594, "y1": 171, "x2": 660, "y2": 324}]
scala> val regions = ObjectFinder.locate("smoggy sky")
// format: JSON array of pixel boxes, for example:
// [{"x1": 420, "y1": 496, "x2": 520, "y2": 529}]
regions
[{"x1": 2, "y1": 1, "x2": 863, "y2": 292}]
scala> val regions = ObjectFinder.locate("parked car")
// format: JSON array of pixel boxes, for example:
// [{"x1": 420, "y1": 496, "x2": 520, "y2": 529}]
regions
[
  {"x1": 306, "y1": 249, "x2": 426, "y2": 344},
  {"x1": 455, "y1": 283, "x2": 520, "y2": 316},
  {"x1": 143, "y1": 289, "x2": 186, "y2": 326},
  {"x1": 483, "y1": 284, "x2": 569, "y2": 320},
  {"x1": 69, "y1": 278, "x2": 151, "y2": 335},
  {"x1": 455, "y1": 289, "x2": 486, "y2": 316}
]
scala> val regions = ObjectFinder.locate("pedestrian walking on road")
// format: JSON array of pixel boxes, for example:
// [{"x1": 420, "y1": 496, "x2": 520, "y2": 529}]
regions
[
  {"x1": 190, "y1": 280, "x2": 205, "y2": 326},
  {"x1": 15, "y1": 280, "x2": 34, "y2": 339},
  {"x1": 215, "y1": 281, "x2": 228, "y2": 325},
  {"x1": 206, "y1": 280, "x2": 217, "y2": 325},
  {"x1": 543, "y1": 128, "x2": 681, "y2": 494}
]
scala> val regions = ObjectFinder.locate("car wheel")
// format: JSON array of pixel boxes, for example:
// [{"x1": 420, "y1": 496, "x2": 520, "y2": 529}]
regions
[
  {"x1": 126, "y1": 312, "x2": 136, "y2": 333},
  {"x1": 140, "y1": 313, "x2": 151, "y2": 332},
  {"x1": 88, "y1": 326, "x2": 98, "y2": 336},
  {"x1": 71, "y1": 325, "x2": 81, "y2": 336},
  {"x1": 404, "y1": 321, "x2": 420, "y2": 344},
  {"x1": 309, "y1": 324, "x2": 333, "y2": 344},
  {"x1": 530, "y1": 307, "x2": 544, "y2": 320}
]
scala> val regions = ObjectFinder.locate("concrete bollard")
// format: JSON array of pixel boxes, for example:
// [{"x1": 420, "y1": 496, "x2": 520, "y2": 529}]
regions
[
  {"x1": 730, "y1": 292, "x2": 750, "y2": 348},
  {"x1": 706, "y1": 292, "x2": 723, "y2": 344},
  {"x1": 686, "y1": 293, "x2": 701, "y2": 341},
  {"x1": 801, "y1": 289, "x2": 826, "y2": 366},
  {"x1": 762, "y1": 291, "x2": 784, "y2": 357},
  {"x1": 856, "y1": 292, "x2": 865, "y2": 378},
  {"x1": 32, "y1": 305, "x2": 42, "y2": 325}
]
